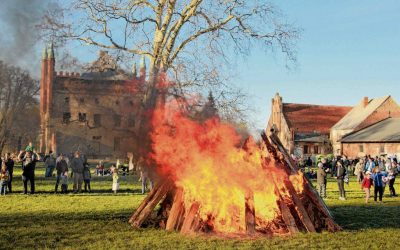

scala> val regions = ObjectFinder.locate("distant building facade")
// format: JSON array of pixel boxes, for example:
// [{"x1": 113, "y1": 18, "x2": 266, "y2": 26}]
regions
[
  {"x1": 341, "y1": 118, "x2": 400, "y2": 158},
  {"x1": 330, "y1": 96, "x2": 400, "y2": 155},
  {"x1": 266, "y1": 93, "x2": 351, "y2": 157},
  {"x1": 39, "y1": 45, "x2": 146, "y2": 158}
]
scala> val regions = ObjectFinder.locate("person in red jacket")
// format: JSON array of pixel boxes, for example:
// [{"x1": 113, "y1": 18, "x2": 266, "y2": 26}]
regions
[{"x1": 361, "y1": 171, "x2": 373, "y2": 203}]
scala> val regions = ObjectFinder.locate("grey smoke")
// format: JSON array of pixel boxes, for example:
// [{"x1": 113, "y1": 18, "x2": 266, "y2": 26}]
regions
[{"x1": 0, "y1": 0, "x2": 55, "y2": 77}]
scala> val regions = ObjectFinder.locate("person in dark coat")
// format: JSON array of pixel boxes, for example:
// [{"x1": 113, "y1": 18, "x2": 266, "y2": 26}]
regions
[
  {"x1": 4, "y1": 153, "x2": 14, "y2": 193},
  {"x1": 55, "y1": 154, "x2": 69, "y2": 193},
  {"x1": 18, "y1": 150, "x2": 41, "y2": 194},
  {"x1": 69, "y1": 151, "x2": 84, "y2": 193},
  {"x1": 317, "y1": 163, "x2": 327, "y2": 198},
  {"x1": 336, "y1": 160, "x2": 347, "y2": 200}
]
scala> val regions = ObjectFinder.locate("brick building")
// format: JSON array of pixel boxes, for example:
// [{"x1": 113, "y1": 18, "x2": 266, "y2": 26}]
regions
[
  {"x1": 330, "y1": 96, "x2": 400, "y2": 155},
  {"x1": 266, "y1": 93, "x2": 351, "y2": 157},
  {"x1": 39, "y1": 45, "x2": 146, "y2": 158},
  {"x1": 341, "y1": 118, "x2": 400, "y2": 158}
]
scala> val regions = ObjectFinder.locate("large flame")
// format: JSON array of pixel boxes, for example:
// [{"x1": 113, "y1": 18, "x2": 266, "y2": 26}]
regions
[{"x1": 150, "y1": 101, "x2": 301, "y2": 233}]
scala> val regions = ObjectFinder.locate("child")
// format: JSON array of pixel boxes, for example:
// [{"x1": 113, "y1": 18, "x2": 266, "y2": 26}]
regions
[
  {"x1": 112, "y1": 167, "x2": 119, "y2": 194},
  {"x1": 0, "y1": 162, "x2": 9, "y2": 195},
  {"x1": 83, "y1": 164, "x2": 91, "y2": 193},
  {"x1": 61, "y1": 172, "x2": 68, "y2": 194},
  {"x1": 361, "y1": 171, "x2": 373, "y2": 203}
]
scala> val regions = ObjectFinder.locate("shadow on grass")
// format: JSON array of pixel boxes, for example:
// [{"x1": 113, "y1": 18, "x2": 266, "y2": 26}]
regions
[{"x1": 330, "y1": 203, "x2": 400, "y2": 230}]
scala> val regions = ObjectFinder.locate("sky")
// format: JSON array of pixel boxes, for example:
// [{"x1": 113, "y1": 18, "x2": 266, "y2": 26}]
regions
[
  {"x1": 238, "y1": 1, "x2": 400, "y2": 131},
  {"x1": 1, "y1": 0, "x2": 399, "y2": 133}
]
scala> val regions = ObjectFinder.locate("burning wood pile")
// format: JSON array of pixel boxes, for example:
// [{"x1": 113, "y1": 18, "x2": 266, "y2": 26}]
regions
[{"x1": 129, "y1": 105, "x2": 341, "y2": 236}]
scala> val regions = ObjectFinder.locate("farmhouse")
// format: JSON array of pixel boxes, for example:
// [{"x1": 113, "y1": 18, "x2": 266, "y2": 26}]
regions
[
  {"x1": 340, "y1": 118, "x2": 400, "y2": 158},
  {"x1": 266, "y1": 93, "x2": 351, "y2": 157}
]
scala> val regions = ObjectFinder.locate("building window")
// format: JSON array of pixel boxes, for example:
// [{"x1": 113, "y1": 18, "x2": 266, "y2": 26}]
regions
[
  {"x1": 94, "y1": 114, "x2": 101, "y2": 127},
  {"x1": 92, "y1": 136, "x2": 102, "y2": 140},
  {"x1": 65, "y1": 97, "x2": 70, "y2": 104},
  {"x1": 303, "y1": 145, "x2": 309, "y2": 154},
  {"x1": 314, "y1": 146, "x2": 319, "y2": 154},
  {"x1": 114, "y1": 115, "x2": 121, "y2": 127},
  {"x1": 129, "y1": 100, "x2": 134, "y2": 106},
  {"x1": 63, "y1": 112, "x2": 71, "y2": 124},
  {"x1": 95, "y1": 98, "x2": 99, "y2": 105},
  {"x1": 114, "y1": 137, "x2": 121, "y2": 151},
  {"x1": 116, "y1": 100, "x2": 120, "y2": 106},
  {"x1": 78, "y1": 113, "x2": 87, "y2": 122},
  {"x1": 359, "y1": 144, "x2": 364, "y2": 153},
  {"x1": 380, "y1": 145, "x2": 385, "y2": 153},
  {"x1": 80, "y1": 97, "x2": 85, "y2": 103},
  {"x1": 128, "y1": 116, "x2": 135, "y2": 127}
]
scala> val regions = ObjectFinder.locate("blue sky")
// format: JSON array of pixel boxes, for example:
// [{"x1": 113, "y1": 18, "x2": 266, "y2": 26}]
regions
[
  {"x1": 2, "y1": 1, "x2": 399, "y2": 132},
  {"x1": 239, "y1": 1, "x2": 400, "y2": 130}
]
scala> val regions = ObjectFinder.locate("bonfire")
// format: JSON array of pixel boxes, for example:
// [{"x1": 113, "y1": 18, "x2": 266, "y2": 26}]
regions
[{"x1": 129, "y1": 101, "x2": 341, "y2": 236}]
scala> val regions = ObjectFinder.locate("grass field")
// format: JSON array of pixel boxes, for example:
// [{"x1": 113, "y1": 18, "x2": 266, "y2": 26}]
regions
[{"x1": 0, "y1": 165, "x2": 399, "y2": 250}]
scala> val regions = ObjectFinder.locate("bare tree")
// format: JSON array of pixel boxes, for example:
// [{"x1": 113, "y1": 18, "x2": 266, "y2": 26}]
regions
[
  {"x1": 41, "y1": 0, "x2": 299, "y2": 106},
  {"x1": 0, "y1": 61, "x2": 40, "y2": 154}
]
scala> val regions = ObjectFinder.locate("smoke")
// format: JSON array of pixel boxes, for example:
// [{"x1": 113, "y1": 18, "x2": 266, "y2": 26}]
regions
[{"x1": 0, "y1": 0, "x2": 56, "y2": 77}]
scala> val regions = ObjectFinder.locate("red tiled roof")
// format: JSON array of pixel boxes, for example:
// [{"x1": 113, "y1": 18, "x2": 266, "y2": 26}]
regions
[{"x1": 283, "y1": 103, "x2": 352, "y2": 134}]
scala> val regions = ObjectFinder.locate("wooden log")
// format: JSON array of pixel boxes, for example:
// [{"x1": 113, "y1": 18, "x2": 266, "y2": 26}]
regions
[
  {"x1": 166, "y1": 188, "x2": 185, "y2": 231},
  {"x1": 278, "y1": 199, "x2": 299, "y2": 235},
  {"x1": 129, "y1": 180, "x2": 165, "y2": 224},
  {"x1": 130, "y1": 180, "x2": 174, "y2": 228},
  {"x1": 180, "y1": 202, "x2": 200, "y2": 234},
  {"x1": 245, "y1": 191, "x2": 256, "y2": 234}
]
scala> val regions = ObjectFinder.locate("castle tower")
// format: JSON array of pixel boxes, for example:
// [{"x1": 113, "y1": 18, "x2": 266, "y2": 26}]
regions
[{"x1": 39, "y1": 46, "x2": 48, "y2": 153}]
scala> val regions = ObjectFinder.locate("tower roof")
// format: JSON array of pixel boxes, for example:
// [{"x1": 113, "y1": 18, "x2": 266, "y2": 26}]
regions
[
  {"x1": 42, "y1": 46, "x2": 48, "y2": 59},
  {"x1": 47, "y1": 42, "x2": 54, "y2": 59}
]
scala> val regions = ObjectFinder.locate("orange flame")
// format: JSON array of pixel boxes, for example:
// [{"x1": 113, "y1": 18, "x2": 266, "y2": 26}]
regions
[{"x1": 150, "y1": 101, "x2": 304, "y2": 233}]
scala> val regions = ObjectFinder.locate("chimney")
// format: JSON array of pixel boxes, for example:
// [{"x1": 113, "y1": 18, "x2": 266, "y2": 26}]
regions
[{"x1": 363, "y1": 96, "x2": 369, "y2": 108}]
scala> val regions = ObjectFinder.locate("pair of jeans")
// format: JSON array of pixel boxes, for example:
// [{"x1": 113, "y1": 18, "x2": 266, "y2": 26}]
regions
[
  {"x1": 73, "y1": 172, "x2": 83, "y2": 192},
  {"x1": 0, "y1": 181, "x2": 7, "y2": 195},
  {"x1": 55, "y1": 175, "x2": 62, "y2": 192},
  {"x1": 337, "y1": 178, "x2": 346, "y2": 198},
  {"x1": 7, "y1": 173, "x2": 12, "y2": 193},
  {"x1": 22, "y1": 172, "x2": 35, "y2": 194},
  {"x1": 45, "y1": 165, "x2": 55, "y2": 177},
  {"x1": 374, "y1": 186, "x2": 383, "y2": 201},
  {"x1": 141, "y1": 176, "x2": 153, "y2": 194},
  {"x1": 388, "y1": 178, "x2": 396, "y2": 196},
  {"x1": 318, "y1": 184, "x2": 326, "y2": 198}
]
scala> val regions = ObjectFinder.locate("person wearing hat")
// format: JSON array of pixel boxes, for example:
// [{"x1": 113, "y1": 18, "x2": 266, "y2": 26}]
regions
[
  {"x1": 336, "y1": 160, "x2": 347, "y2": 200},
  {"x1": 317, "y1": 162, "x2": 327, "y2": 198},
  {"x1": 361, "y1": 171, "x2": 373, "y2": 203}
]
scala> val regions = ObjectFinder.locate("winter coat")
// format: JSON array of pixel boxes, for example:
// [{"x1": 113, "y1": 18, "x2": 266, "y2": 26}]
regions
[
  {"x1": 70, "y1": 157, "x2": 84, "y2": 174},
  {"x1": 56, "y1": 160, "x2": 69, "y2": 175},
  {"x1": 317, "y1": 167, "x2": 327, "y2": 185}
]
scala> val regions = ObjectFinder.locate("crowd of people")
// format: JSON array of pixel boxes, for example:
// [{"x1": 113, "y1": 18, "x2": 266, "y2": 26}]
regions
[
  {"x1": 0, "y1": 143, "x2": 154, "y2": 195},
  {"x1": 307, "y1": 155, "x2": 400, "y2": 203}
]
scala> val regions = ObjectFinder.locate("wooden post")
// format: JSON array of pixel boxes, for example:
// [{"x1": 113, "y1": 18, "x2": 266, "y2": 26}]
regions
[
  {"x1": 180, "y1": 202, "x2": 200, "y2": 234},
  {"x1": 245, "y1": 191, "x2": 256, "y2": 234},
  {"x1": 166, "y1": 188, "x2": 185, "y2": 231}
]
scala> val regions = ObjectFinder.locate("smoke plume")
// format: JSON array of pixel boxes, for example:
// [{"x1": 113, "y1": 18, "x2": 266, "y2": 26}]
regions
[{"x1": 0, "y1": 0, "x2": 56, "y2": 77}]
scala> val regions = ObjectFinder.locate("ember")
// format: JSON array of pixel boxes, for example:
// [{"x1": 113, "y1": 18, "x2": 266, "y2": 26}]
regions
[{"x1": 129, "y1": 101, "x2": 341, "y2": 236}]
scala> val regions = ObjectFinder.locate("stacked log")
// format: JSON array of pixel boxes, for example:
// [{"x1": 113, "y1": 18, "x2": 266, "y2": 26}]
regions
[{"x1": 129, "y1": 132, "x2": 342, "y2": 235}]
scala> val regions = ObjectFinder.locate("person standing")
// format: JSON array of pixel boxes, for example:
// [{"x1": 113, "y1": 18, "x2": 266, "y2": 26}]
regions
[
  {"x1": 361, "y1": 171, "x2": 373, "y2": 203},
  {"x1": 317, "y1": 163, "x2": 327, "y2": 198},
  {"x1": 0, "y1": 162, "x2": 10, "y2": 195},
  {"x1": 137, "y1": 157, "x2": 153, "y2": 194},
  {"x1": 44, "y1": 151, "x2": 56, "y2": 178},
  {"x1": 69, "y1": 151, "x2": 84, "y2": 193},
  {"x1": 387, "y1": 161, "x2": 398, "y2": 197},
  {"x1": 372, "y1": 167, "x2": 385, "y2": 203},
  {"x1": 55, "y1": 154, "x2": 69, "y2": 193},
  {"x1": 112, "y1": 168, "x2": 119, "y2": 194},
  {"x1": 18, "y1": 150, "x2": 41, "y2": 194},
  {"x1": 336, "y1": 160, "x2": 347, "y2": 200},
  {"x1": 83, "y1": 163, "x2": 91, "y2": 193},
  {"x1": 354, "y1": 159, "x2": 364, "y2": 183},
  {"x1": 4, "y1": 153, "x2": 14, "y2": 193}
]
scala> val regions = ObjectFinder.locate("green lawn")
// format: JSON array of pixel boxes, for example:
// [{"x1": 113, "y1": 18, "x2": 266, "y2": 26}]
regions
[{"x1": 1, "y1": 165, "x2": 399, "y2": 250}]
